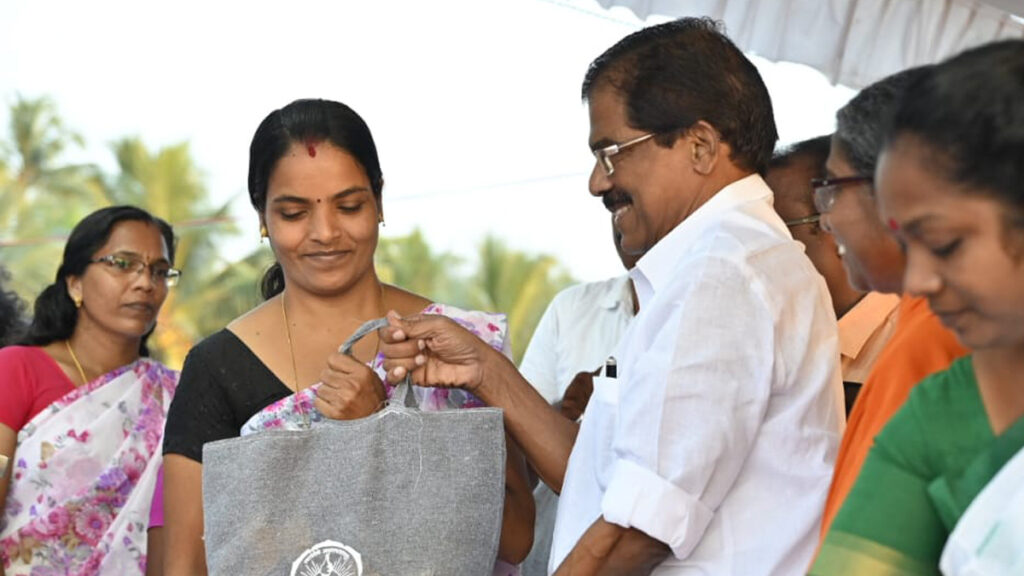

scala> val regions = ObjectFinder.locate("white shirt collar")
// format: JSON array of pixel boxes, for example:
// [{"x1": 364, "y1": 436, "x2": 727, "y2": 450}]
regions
[
  {"x1": 630, "y1": 174, "x2": 771, "y2": 309},
  {"x1": 599, "y1": 274, "x2": 634, "y2": 310}
]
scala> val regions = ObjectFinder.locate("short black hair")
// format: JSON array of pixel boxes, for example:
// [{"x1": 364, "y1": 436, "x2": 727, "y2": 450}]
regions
[
  {"x1": 582, "y1": 17, "x2": 778, "y2": 174},
  {"x1": 835, "y1": 66, "x2": 931, "y2": 177},
  {"x1": 770, "y1": 135, "x2": 831, "y2": 173},
  {"x1": 768, "y1": 135, "x2": 831, "y2": 214},
  {"x1": 884, "y1": 40, "x2": 1024, "y2": 219}
]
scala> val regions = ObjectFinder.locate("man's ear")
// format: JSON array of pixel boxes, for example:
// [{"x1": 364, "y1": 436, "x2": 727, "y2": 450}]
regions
[{"x1": 685, "y1": 121, "x2": 722, "y2": 176}]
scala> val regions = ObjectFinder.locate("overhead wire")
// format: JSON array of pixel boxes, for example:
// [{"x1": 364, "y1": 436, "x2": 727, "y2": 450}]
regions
[{"x1": 0, "y1": 169, "x2": 591, "y2": 246}]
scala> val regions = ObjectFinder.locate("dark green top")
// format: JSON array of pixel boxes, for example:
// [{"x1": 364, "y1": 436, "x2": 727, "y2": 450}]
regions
[{"x1": 812, "y1": 356, "x2": 1024, "y2": 575}]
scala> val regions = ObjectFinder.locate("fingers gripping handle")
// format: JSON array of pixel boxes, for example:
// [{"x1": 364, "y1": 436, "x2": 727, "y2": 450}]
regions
[
  {"x1": 338, "y1": 317, "x2": 390, "y2": 355},
  {"x1": 339, "y1": 317, "x2": 416, "y2": 409}
]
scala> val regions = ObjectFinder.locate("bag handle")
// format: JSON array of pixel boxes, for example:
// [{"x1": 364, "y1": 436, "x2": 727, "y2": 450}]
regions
[{"x1": 339, "y1": 317, "x2": 416, "y2": 409}]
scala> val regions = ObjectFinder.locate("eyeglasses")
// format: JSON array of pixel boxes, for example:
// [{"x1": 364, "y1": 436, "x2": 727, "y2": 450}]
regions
[
  {"x1": 811, "y1": 176, "x2": 873, "y2": 214},
  {"x1": 90, "y1": 254, "x2": 181, "y2": 287},
  {"x1": 784, "y1": 214, "x2": 821, "y2": 228},
  {"x1": 593, "y1": 132, "x2": 656, "y2": 176}
]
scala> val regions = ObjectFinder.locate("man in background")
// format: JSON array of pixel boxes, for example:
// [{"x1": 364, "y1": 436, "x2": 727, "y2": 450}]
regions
[
  {"x1": 814, "y1": 67, "x2": 967, "y2": 540},
  {"x1": 381, "y1": 18, "x2": 844, "y2": 573},
  {"x1": 519, "y1": 219, "x2": 639, "y2": 576},
  {"x1": 767, "y1": 136, "x2": 900, "y2": 413}
]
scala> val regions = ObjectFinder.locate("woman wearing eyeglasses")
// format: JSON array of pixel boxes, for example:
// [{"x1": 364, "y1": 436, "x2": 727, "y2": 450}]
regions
[
  {"x1": 814, "y1": 66, "x2": 968, "y2": 545},
  {"x1": 0, "y1": 205, "x2": 180, "y2": 575},
  {"x1": 812, "y1": 40, "x2": 1024, "y2": 575}
]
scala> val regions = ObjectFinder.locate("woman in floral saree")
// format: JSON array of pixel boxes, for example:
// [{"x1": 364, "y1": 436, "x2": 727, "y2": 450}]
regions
[
  {"x1": 811, "y1": 40, "x2": 1024, "y2": 575},
  {"x1": 0, "y1": 206, "x2": 180, "y2": 575}
]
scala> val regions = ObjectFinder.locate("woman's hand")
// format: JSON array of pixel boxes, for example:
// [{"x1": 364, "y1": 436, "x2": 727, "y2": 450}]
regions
[
  {"x1": 379, "y1": 311, "x2": 494, "y2": 394},
  {"x1": 314, "y1": 352, "x2": 386, "y2": 420}
]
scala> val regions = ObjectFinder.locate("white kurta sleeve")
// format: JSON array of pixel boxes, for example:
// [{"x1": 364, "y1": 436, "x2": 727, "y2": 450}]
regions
[
  {"x1": 600, "y1": 256, "x2": 775, "y2": 559},
  {"x1": 518, "y1": 292, "x2": 564, "y2": 404}
]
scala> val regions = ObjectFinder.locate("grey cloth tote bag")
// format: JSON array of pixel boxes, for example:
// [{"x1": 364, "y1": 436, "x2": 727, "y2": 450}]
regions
[{"x1": 202, "y1": 318, "x2": 507, "y2": 576}]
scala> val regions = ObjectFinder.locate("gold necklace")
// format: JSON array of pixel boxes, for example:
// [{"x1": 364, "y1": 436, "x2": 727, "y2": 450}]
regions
[
  {"x1": 280, "y1": 293, "x2": 301, "y2": 393},
  {"x1": 64, "y1": 339, "x2": 88, "y2": 386},
  {"x1": 279, "y1": 283, "x2": 386, "y2": 393}
]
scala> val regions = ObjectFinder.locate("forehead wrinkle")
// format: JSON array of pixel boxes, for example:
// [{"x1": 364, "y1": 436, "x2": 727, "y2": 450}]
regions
[
  {"x1": 587, "y1": 84, "x2": 633, "y2": 150},
  {"x1": 99, "y1": 222, "x2": 170, "y2": 260},
  {"x1": 108, "y1": 249, "x2": 170, "y2": 263}
]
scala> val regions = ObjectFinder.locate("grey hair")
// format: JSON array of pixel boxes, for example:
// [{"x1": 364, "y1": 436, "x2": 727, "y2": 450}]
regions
[{"x1": 834, "y1": 66, "x2": 931, "y2": 176}]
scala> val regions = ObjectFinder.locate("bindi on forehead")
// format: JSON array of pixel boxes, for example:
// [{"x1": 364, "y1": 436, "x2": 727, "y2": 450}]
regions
[
  {"x1": 305, "y1": 139, "x2": 318, "y2": 158},
  {"x1": 888, "y1": 218, "x2": 901, "y2": 232}
]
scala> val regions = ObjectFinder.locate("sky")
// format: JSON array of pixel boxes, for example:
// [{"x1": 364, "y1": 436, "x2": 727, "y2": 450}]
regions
[{"x1": 0, "y1": 0, "x2": 855, "y2": 282}]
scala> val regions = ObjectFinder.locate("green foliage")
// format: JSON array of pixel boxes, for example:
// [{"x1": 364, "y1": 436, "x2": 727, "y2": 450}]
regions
[
  {"x1": 465, "y1": 236, "x2": 574, "y2": 362},
  {"x1": 0, "y1": 95, "x2": 108, "y2": 299},
  {"x1": 377, "y1": 232, "x2": 574, "y2": 363},
  {"x1": 0, "y1": 96, "x2": 574, "y2": 367},
  {"x1": 0, "y1": 97, "x2": 265, "y2": 366},
  {"x1": 376, "y1": 229, "x2": 462, "y2": 300}
]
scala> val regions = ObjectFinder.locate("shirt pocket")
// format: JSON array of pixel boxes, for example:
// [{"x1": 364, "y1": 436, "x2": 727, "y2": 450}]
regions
[
  {"x1": 586, "y1": 375, "x2": 620, "y2": 489},
  {"x1": 591, "y1": 374, "x2": 620, "y2": 406}
]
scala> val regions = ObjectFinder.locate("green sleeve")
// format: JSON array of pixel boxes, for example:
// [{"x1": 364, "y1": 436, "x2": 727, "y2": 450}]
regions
[{"x1": 811, "y1": 391, "x2": 945, "y2": 575}]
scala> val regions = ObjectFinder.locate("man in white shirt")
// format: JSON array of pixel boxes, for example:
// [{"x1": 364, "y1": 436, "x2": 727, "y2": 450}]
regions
[
  {"x1": 520, "y1": 222, "x2": 639, "y2": 576},
  {"x1": 381, "y1": 18, "x2": 844, "y2": 575},
  {"x1": 519, "y1": 221, "x2": 638, "y2": 405},
  {"x1": 766, "y1": 136, "x2": 900, "y2": 413}
]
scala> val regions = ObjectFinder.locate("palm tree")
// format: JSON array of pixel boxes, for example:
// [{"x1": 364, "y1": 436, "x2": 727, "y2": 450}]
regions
[
  {"x1": 376, "y1": 229, "x2": 462, "y2": 301},
  {"x1": 0, "y1": 96, "x2": 109, "y2": 230},
  {"x1": 376, "y1": 230, "x2": 575, "y2": 363},
  {"x1": 0, "y1": 98, "x2": 576, "y2": 368},
  {"x1": 466, "y1": 236, "x2": 574, "y2": 363},
  {"x1": 105, "y1": 137, "x2": 267, "y2": 367},
  {"x1": 0, "y1": 95, "x2": 107, "y2": 300}
]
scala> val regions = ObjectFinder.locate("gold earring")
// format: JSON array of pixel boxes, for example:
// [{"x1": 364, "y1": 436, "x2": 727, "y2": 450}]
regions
[
  {"x1": 260, "y1": 225, "x2": 268, "y2": 241},
  {"x1": 72, "y1": 294, "x2": 82, "y2": 309}
]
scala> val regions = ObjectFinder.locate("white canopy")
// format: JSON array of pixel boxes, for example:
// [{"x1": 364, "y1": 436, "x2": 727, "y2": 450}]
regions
[{"x1": 595, "y1": 0, "x2": 1024, "y2": 88}]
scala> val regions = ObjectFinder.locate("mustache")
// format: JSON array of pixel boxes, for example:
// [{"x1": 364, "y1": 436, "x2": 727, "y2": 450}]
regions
[{"x1": 602, "y1": 189, "x2": 632, "y2": 211}]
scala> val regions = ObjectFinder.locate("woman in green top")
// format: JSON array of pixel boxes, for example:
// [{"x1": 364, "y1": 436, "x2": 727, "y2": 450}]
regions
[{"x1": 812, "y1": 40, "x2": 1024, "y2": 575}]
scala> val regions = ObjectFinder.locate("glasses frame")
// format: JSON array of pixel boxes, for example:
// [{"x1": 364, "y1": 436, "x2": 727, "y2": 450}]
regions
[
  {"x1": 784, "y1": 214, "x2": 821, "y2": 228},
  {"x1": 89, "y1": 254, "x2": 182, "y2": 288},
  {"x1": 593, "y1": 132, "x2": 657, "y2": 176},
  {"x1": 811, "y1": 176, "x2": 873, "y2": 214}
]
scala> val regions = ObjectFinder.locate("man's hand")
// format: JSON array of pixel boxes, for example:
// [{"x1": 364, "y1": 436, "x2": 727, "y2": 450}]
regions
[
  {"x1": 379, "y1": 311, "x2": 494, "y2": 393},
  {"x1": 559, "y1": 369, "x2": 598, "y2": 421},
  {"x1": 314, "y1": 352, "x2": 386, "y2": 420},
  {"x1": 380, "y1": 312, "x2": 581, "y2": 498}
]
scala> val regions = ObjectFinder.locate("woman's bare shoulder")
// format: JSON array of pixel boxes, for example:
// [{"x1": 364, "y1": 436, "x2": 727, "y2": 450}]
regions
[
  {"x1": 382, "y1": 284, "x2": 432, "y2": 316},
  {"x1": 226, "y1": 297, "x2": 277, "y2": 343}
]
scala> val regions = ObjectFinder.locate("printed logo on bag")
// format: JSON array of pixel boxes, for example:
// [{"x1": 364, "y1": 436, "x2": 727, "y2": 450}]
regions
[{"x1": 290, "y1": 540, "x2": 363, "y2": 576}]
